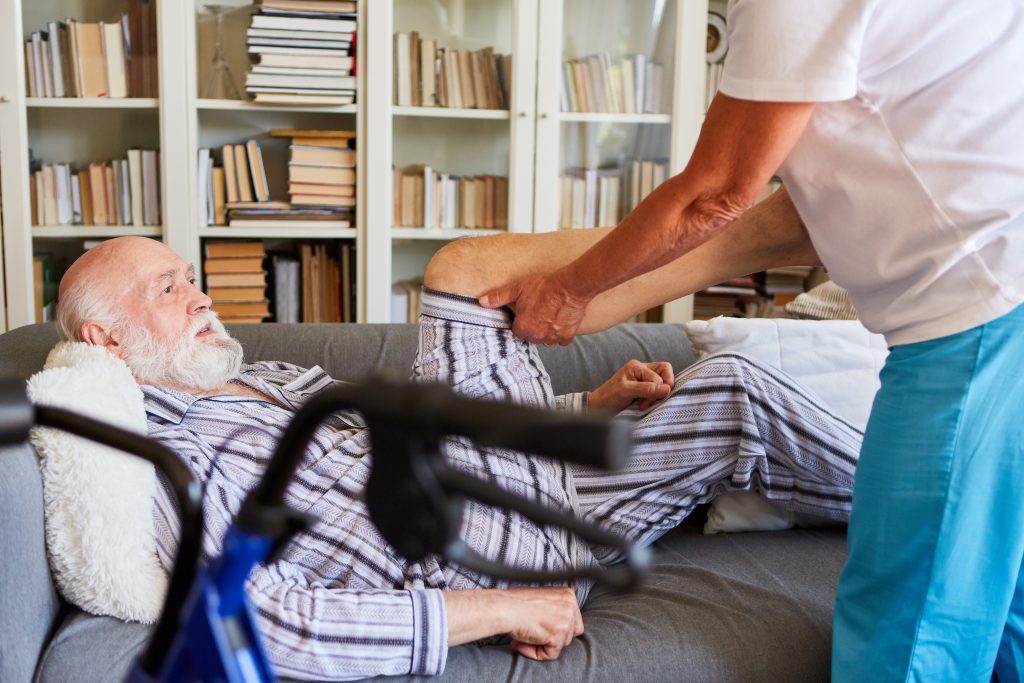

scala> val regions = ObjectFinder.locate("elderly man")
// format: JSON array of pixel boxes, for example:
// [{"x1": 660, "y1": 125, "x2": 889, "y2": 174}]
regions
[{"x1": 56, "y1": 235, "x2": 860, "y2": 680}]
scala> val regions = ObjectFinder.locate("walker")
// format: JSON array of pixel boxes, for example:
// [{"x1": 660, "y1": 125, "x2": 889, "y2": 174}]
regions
[{"x1": 0, "y1": 375, "x2": 647, "y2": 683}]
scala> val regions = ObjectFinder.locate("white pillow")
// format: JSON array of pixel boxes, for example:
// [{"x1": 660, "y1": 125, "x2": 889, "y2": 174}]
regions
[
  {"x1": 683, "y1": 317, "x2": 888, "y2": 534},
  {"x1": 27, "y1": 342, "x2": 166, "y2": 622}
]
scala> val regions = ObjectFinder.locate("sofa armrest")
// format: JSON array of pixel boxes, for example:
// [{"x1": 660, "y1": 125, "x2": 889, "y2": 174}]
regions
[{"x1": 0, "y1": 444, "x2": 62, "y2": 683}]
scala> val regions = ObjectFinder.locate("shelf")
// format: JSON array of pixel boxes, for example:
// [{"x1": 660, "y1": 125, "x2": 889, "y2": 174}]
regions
[
  {"x1": 392, "y1": 227, "x2": 506, "y2": 240},
  {"x1": 556, "y1": 112, "x2": 672, "y2": 124},
  {"x1": 32, "y1": 226, "x2": 163, "y2": 238},
  {"x1": 26, "y1": 98, "x2": 159, "y2": 109},
  {"x1": 201, "y1": 225, "x2": 357, "y2": 239},
  {"x1": 392, "y1": 106, "x2": 510, "y2": 120},
  {"x1": 196, "y1": 98, "x2": 359, "y2": 114}
]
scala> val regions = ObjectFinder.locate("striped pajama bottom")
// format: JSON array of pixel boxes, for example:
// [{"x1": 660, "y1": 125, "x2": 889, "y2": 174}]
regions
[{"x1": 416, "y1": 288, "x2": 863, "y2": 570}]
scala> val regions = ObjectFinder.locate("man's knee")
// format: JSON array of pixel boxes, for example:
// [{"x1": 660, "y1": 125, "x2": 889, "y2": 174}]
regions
[{"x1": 423, "y1": 234, "x2": 514, "y2": 296}]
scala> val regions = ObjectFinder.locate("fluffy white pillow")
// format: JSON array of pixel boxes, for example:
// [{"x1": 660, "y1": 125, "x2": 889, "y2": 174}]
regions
[
  {"x1": 683, "y1": 317, "x2": 888, "y2": 534},
  {"x1": 27, "y1": 342, "x2": 166, "y2": 622}
]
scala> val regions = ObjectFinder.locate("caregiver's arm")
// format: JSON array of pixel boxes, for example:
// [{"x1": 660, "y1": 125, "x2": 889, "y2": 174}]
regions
[{"x1": 481, "y1": 94, "x2": 816, "y2": 344}]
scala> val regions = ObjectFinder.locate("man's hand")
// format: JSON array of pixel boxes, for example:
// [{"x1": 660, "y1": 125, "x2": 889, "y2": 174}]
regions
[
  {"x1": 444, "y1": 587, "x2": 584, "y2": 660},
  {"x1": 589, "y1": 360, "x2": 675, "y2": 412},
  {"x1": 505, "y1": 587, "x2": 584, "y2": 660},
  {"x1": 479, "y1": 271, "x2": 590, "y2": 346}
]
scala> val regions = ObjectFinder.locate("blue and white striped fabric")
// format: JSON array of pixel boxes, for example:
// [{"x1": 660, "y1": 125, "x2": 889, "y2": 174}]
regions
[{"x1": 144, "y1": 288, "x2": 862, "y2": 681}]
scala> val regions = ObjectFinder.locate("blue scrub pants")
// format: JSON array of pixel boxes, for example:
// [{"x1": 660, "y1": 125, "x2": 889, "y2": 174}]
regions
[{"x1": 833, "y1": 302, "x2": 1024, "y2": 682}]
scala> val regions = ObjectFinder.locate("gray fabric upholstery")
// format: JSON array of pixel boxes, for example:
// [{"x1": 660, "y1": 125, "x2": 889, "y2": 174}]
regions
[
  {"x1": 227, "y1": 322, "x2": 696, "y2": 396},
  {"x1": 0, "y1": 321, "x2": 847, "y2": 683},
  {"x1": 0, "y1": 444, "x2": 61, "y2": 683},
  {"x1": 34, "y1": 527, "x2": 844, "y2": 683}
]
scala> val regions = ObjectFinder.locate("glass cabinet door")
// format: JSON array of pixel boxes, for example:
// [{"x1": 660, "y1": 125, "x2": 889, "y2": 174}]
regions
[
  {"x1": 534, "y1": 0, "x2": 685, "y2": 233},
  {"x1": 380, "y1": 0, "x2": 537, "y2": 321}
]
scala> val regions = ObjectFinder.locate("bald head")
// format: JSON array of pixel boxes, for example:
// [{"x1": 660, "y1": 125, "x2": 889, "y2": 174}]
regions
[
  {"x1": 55, "y1": 237, "x2": 237, "y2": 391},
  {"x1": 56, "y1": 237, "x2": 199, "y2": 343}
]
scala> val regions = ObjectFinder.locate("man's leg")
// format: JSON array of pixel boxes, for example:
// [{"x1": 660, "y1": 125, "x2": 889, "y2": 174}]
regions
[
  {"x1": 570, "y1": 353, "x2": 862, "y2": 564},
  {"x1": 832, "y1": 303, "x2": 1024, "y2": 682},
  {"x1": 424, "y1": 186, "x2": 818, "y2": 335},
  {"x1": 410, "y1": 286, "x2": 598, "y2": 592}
]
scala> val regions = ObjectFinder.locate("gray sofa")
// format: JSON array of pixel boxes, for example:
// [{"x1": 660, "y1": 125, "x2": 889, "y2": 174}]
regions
[{"x1": 0, "y1": 322, "x2": 846, "y2": 683}]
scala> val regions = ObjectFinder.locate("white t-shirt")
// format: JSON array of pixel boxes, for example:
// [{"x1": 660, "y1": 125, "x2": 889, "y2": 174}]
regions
[{"x1": 720, "y1": 0, "x2": 1024, "y2": 345}]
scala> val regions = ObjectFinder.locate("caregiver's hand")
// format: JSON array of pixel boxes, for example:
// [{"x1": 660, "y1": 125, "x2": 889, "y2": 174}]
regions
[{"x1": 479, "y1": 271, "x2": 590, "y2": 345}]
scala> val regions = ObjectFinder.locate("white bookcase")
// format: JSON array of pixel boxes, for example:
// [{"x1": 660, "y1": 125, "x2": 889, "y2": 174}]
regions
[{"x1": 0, "y1": 0, "x2": 711, "y2": 329}]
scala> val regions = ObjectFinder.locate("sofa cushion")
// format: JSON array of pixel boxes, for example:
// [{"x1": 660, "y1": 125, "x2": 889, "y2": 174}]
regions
[{"x1": 37, "y1": 526, "x2": 845, "y2": 683}]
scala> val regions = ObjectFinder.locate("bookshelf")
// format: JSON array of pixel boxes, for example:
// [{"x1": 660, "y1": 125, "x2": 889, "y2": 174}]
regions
[{"x1": 0, "y1": 0, "x2": 715, "y2": 329}]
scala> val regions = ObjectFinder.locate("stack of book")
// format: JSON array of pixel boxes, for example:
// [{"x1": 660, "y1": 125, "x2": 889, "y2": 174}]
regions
[
  {"x1": 298, "y1": 242, "x2": 354, "y2": 322},
  {"x1": 561, "y1": 53, "x2": 666, "y2": 114},
  {"x1": 30, "y1": 150, "x2": 160, "y2": 227},
  {"x1": 198, "y1": 131, "x2": 355, "y2": 226},
  {"x1": 559, "y1": 158, "x2": 669, "y2": 229},
  {"x1": 393, "y1": 32, "x2": 511, "y2": 110},
  {"x1": 198, "y1": 140, "x2": 271, "y2": 226},
  {"x1": 393, "y1": 165, "x2": 508, "y2": 230},
  {"x1": 245, "y1": 0, "x2": 357, "y2": 105},
  {"x1": 272, "y1": 128, "x2": 357, "y2": 213},
  {"x1": 24, "y1": 3, "x2": 158, "y2": 99},
  {"x1": 204, "y1": 241, "x2": 270, "y2": 324}
]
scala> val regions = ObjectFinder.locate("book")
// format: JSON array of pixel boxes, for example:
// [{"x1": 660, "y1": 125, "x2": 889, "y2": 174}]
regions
[
  {"x1": 258, "y1": 52, "x2": 353, "y2": 69},
  {"x1": 270, "y1": 128, "x2": 356, "y2": 140},
  {"x1": 250, "y1": 15, "x2": 356, "y2": 33},
  {"x1": 245, "y1": 72, "x2": 356, "y2": 90},
  {"x1": 74, "y1": 22, "x2": 107, "y2": 97},
  {"x1": 221, "y1": 144, "x2": 239, "y2": 203},
  {"x1": 289, "y1": 145, "x2": 355, "y2": 166},
  {"x1": 213, "y1": 301, "x2": 271, "y2": 318},
  {"x1": 271, "y1": 253, "x2": 301, "y2": 323},
  {"x1": 208, "y1": 286, "x2": 268, "y2": 302},
  {"x1": 245, "y1": 140, "x2": 270, "y2": 202},
  {"x1": 248, "y1": 45, "x2": 352, "y2": 57},
  {"x1": 197, "y1": 148, "x2": 211, "y2": 227},
  {"x1": 204, "y1": 256, "x2": 265, "y2": 273},
  {"x1": 46, "y1": 22, "x2": 64, "y2": 98},
  {"x1": 290, "y1": 194, "x2": 355, "y2": 207},
  {"x1": 79, "y1": 170, "x2": 93, "y2": 225},
  {"x1": 248, "y1": 28, "x2": 353, "y2": 41},
  {"x1": 101, "y1": 22, "x2": 127, "y2": 98},
  {"x1": 141, "y1": 150, "x2": 159, "y2": 225},
  {"x1": 252, "y1": 92, "x2": 354, "y2": 105},
  {"x1": 260, "y1": 0, "x2": 357, "y2": 12},
  {"x1": 205, "y1": 241, "x2": 267, "y2": 259},
  {"x1": 212, "y1": 167, "x2": 227, "y2": 225},
  {"x1": 89, "y1": 163, "x2": 107, "y2": 224},
  {"x1": 252, "y1": 65, "x2": 351, "y2": 77},
  {"x1": 205, "y1": 272, "x2": 267, "y2": 287},
  {"x1": 288, "y1": 182, "x2": 354, "y2": 196},
  {"x1": 103, "y1": 163, "x2": 117, "y2": 225},
  {"x1": 288, "y1": 165, "x2": 355, "y2": 184},
  {"x1": 218, "y1": 316, "x2": 267, "y2": 324},
  {"x1": 127, "y1": 149, "x2": 144, "y2": 227},
  {"x1": 234, "y1": 144, "x2": 254, "y2": 202}
]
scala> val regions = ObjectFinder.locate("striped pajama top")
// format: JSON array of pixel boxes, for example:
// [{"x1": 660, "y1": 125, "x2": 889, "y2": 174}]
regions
[{"x1": 144, "y1": 361, "x2": 592, "y2": 681}]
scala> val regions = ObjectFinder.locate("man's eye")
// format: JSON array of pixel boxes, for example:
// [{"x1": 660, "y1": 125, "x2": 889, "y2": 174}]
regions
[
  {"x1": 189, "y1": 279, "x2": 197, "y2": 286},
  {"x1": 163, "y1": 285, "x2": 172, "y2": 294}
]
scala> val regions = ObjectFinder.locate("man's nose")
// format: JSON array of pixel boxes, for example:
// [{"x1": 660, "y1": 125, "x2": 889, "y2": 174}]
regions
[{"x1": 190, "y1": 285, "x2": 213, "y2": 313}]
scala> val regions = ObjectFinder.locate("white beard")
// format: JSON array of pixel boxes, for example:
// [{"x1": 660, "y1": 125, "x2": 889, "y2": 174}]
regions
[{"x1": 118, "y1": 311, "x2": 244, "y2": 391}]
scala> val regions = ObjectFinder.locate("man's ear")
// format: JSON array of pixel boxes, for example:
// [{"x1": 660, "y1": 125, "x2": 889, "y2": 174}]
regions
[{"x1": 80, "y1": 321, "x2": 125, "y2": 359}]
